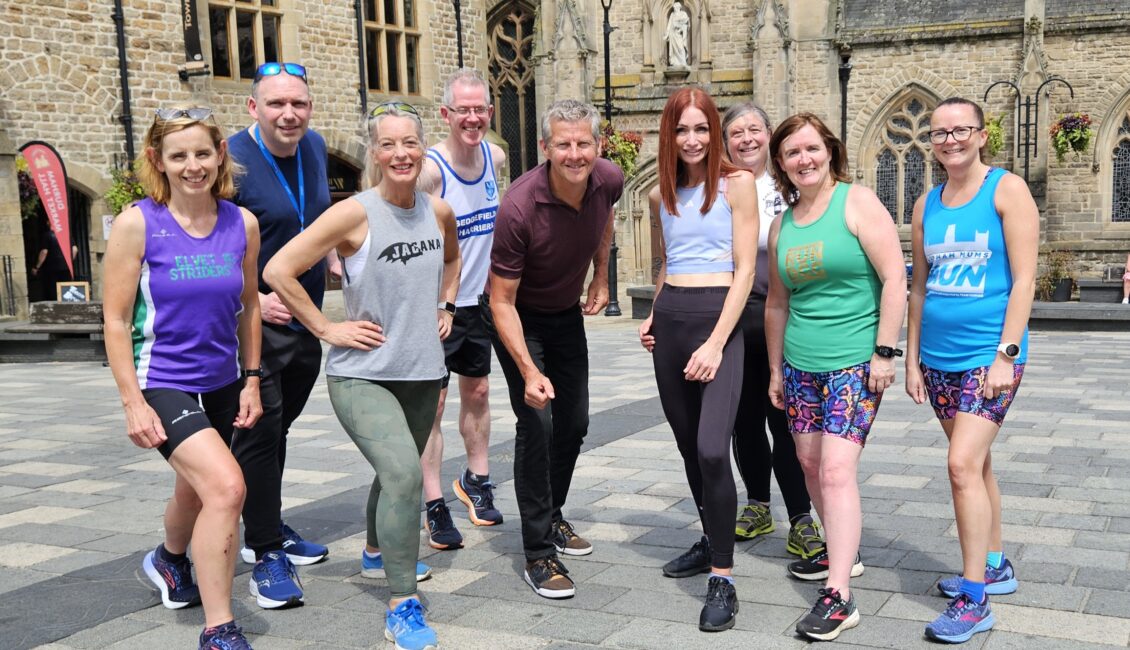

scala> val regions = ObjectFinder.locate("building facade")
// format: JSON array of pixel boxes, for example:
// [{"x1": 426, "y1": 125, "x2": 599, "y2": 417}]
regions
[{"x1": 2, "y1": 0, "x2": 1128, "y2": 319}]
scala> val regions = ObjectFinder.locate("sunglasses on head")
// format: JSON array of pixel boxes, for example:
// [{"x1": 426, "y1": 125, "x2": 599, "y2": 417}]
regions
[
  {"x1": 155, "y1": 107, "x2": 214, "y2": 122},
  {"x1": 369, "y1": 102, "x2": 419, "y2": 117},
  {"x1": 254, "y1": 62, "x2": 308, "y2": 83}
]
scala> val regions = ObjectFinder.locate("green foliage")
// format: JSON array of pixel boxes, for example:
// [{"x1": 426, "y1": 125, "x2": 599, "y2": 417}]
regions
[
  {"x1": 16, "y1": 156, "x2": 43, "y2": 222},
  {"x1": 984, "y1": 114, "x2": 1005, "y2": 158},
  {"x1": 1036, "y1": 248, "x2": 1072, "y2": 301},
  {"x1": 104, "y1": 165, "x2": 147, "y2": 216},
  {"x1": 600, "y1": 121, "x2": 643, "y2": 180},
  {"x1": 1049, "y1": 112, "x2": 1093, "y2": 163}
]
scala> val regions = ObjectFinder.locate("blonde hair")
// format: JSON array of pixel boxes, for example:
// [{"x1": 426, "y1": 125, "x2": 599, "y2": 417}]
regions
[
  {"x1": 136, "y1": 109, "x2": 236, "y2": 205},
  {"x1": 361, "y1": 106, "x2": 428, "y2": 190}
]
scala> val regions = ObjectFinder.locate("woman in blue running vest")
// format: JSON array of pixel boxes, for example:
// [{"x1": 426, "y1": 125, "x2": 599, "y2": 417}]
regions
[{"x1": 906, "y1": 97, "x2": 1038, "y2": 644}]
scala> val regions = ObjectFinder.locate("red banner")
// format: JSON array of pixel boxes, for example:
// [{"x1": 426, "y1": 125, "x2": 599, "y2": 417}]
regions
[{"x1": 19, "y1": 142, "x2": 72, "y2": 279}]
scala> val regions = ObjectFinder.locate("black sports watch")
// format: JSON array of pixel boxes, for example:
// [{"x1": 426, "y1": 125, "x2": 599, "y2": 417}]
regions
[
  {"x1": 874, "y1": 345, "x2": 904, "y2": 359},
  {"x1": 241, "y1": 367, "x2": 264, "y2": 378},
  {"x1": 997, "y1": 343, "x2": 1020, "y2": 359},
  {"x1": 438, "y1": 301, "x2": 456, "y2": 316}
]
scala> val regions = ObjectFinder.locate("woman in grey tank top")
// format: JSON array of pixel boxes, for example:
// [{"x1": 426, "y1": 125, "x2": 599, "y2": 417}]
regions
[{"x1": 263, "y1": 103, "x2": 459, "y2": 650}]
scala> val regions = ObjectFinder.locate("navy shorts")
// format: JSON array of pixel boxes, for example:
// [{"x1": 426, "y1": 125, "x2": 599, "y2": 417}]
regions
[
  {"x1": 143, "y1": 380, "x2": 242, "y2": 459},
  {"x1": 441, "y1": 305, "x2": 492, "y2": 388}
]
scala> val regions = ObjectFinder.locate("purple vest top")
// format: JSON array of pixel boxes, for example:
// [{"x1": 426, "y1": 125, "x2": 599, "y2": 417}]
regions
[{"x1": 132, "y1": 197, "x2": 247, "y2": 392}]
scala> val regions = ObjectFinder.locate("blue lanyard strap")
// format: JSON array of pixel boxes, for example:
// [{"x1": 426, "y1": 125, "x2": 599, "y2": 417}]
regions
[{"x1": 253, "y1": 125, "x2": 305, "y2": 231}]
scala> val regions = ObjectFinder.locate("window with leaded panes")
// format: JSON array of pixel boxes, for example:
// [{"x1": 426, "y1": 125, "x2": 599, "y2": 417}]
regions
[
  {"x1": 1113, "y1": 115, "x2": 1130, "y2": 223},
  {"x1": 363, "y1": 0, "x2": 420, "y2": 94},
  {"x1": 873, "y1": 96, "x2": 946, "y2": 224},
  {"x1": 209, "y1": 0, "x2": 282, "y2": 82}
]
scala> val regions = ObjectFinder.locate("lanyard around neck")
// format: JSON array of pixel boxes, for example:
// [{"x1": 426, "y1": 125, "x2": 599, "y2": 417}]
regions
[{"x1": 253, "y1": 125, "x2": 305, "y2": 231}]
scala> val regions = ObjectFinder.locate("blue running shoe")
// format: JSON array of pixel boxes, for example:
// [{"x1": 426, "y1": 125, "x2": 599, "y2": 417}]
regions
[
  {"x1": 143, "y1": 545, "x2": 201, "y2": 609},
  {"x1": 453, "y1": 470, "x2": 503, "y2": 526},
  {"x1": 199, "y1": 621, "x2": 253, "y2": 650},
  {"x1": 925, "y1": 593, "x2": 995, "y2": 643},
  {"x1": 249, "y1": 550, "x2": 304, "y2": 609},
  {"x1": 239, "y1": 522, "x2": 329, "y2": 566},
  {"x1": 938, "y1": 559, "x2": 1018, "y2": 597},
  {"x1": 361, "y1": 550, "x2": 432, "y2": 582},
  {"x1": 385, "y1": 598, "x2": 438, "y2": 650}
]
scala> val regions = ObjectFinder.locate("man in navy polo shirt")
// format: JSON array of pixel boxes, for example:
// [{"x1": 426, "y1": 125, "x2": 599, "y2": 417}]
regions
[
  {"x1": 227, "y1": 62, "x2": 332, "y2": 610},
  {"x1": 484, "y1": 99, "x2": 624, "y2": 600}
]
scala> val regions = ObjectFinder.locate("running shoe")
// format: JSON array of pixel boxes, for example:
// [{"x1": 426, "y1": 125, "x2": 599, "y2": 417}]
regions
[
  {"x1": 142, "y1": 545, "x2": 201, "y2": 609},
  {"x1": 796, "y1": 587, "x2": 860, "y2": 641},
  {"x1": 524, "y1": 555, "x2": 576, "y2": 599},
  {"x1": 453, "y1": 470, "x2": 504, "y2": 526},
  {"x1": 786, "y1": 514, "x2": 826, "y2": 559},
  {"x1": 938, "y1": 559, "x2": 1018, "y2": 597},
  {"x1": 425, "y1": 500, "x2": 464, "y2": 550},
  {"x1": 735, "y1": 503, "x2": 775, "y2": 541},
  {"x1": 199, "y1": 621, "x2": 253, "y2": 650},
  {"x1": 249, "y1": 550, "x2": 304, "y2": 609},
  {"x1": 239, "y1": 522, "x2": 328, "y2": 566},
  {"x1": 384, "y1": 598, "x2": 438, "y2": 650},
  {"x1": 788, "y1": 550, "x2": 864, "y2": 581},
  {"x1": 361, "y1": 550, "x2": 433, "y2": 582},
  {"x1": 925, "y1": 593, "x2": 995, "y2": 643},
  {"x1": 699, "y1": 576, "x2": 739, "y2": 632},
  {"x1": 552, "y1": 518, "x2": 593, "y2": 556},
  {"x1": 663, "y1": 535, "x2": 712, "y2": 578}
]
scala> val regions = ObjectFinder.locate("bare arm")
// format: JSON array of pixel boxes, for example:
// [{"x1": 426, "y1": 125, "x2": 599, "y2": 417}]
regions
[
  {"x1": 583, "y1": 207, "x2": 615, "y2": 315},
  {"x1": 433, "y1": 195, "x2": 461, "y2": 339},
  {"x1": 262, "y1": 197, "x2": 385, "y2": 349},
  {"x1": 765, "y1": 217, "x2": 790, "y2": 409},
  {"x1": 417, "y1": 157, "x2": 443, "y2": 197},
  {"x1": 847, "y1": 185, "x2": 908, "y2": 394},
  {"x1": 235, "y1": 209, "x2": 264, "y2": 429},
  {"x1": 102, "y1": 206, "x2": 166, "y2": 448},
  {"x1": 489, "y1": 271, "x2": 555, "y2": 408},
  {"x1": 904, "y1": 195, "x2": 928, "y2": 403},
  {"x1": 639, "y1": 187, "x2": 666, "y2": 352}
]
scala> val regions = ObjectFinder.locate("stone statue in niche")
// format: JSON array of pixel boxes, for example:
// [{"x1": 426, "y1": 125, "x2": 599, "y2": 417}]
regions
[{"x1": 665, "y1": 2, "x2": 690, "y2": 68}]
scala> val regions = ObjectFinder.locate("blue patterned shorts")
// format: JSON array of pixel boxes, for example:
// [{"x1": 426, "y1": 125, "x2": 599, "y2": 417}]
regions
[
  {"x1": 783, "y1": 361, "x2": 883, "y2": 447},
  {"x1": 920, "y1": 363, "x2": 1025, "y2": 426}
]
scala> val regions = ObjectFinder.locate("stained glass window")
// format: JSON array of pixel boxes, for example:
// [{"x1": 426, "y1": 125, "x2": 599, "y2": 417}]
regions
[
  {"x1": 1114, "y1": 116, "x2": 1130, "y2": 223},
  {"x1": 871, "y1": 93, "x2": 942, "y2": 224}
]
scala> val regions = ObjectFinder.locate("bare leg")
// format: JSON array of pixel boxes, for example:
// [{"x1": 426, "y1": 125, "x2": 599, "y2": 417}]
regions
[
  {"x1": 815, "y1": 436, "x2": 863, "y2": 597},
  {"x1": 946, "y1": 413, "x2": 1002, "y2": 586},
  {"x1": 421, "y1": 387, "x2": 449, "y2": 502},
  {"x1": 168, "y1": 430, "x2": 246, "y2": 628},
  {"x1": 792, "y1": 432, "x2": 824, "y2": 520},
  {"x1": 162, "y1": 476, "x2": 203, "y2": 555},
  {"x1": 458, "y1": 375, "x2": 491, "y2": 477}
]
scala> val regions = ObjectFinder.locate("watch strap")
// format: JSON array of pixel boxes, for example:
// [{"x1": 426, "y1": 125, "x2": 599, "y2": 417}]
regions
[{"x1": 241, "y1": 368, "x2": 264, "y2": 378}]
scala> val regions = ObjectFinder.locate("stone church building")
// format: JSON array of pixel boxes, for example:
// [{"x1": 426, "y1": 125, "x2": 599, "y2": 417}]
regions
[{"x1": 1, "y1": 0, "x2": 1128, "y2": 318}]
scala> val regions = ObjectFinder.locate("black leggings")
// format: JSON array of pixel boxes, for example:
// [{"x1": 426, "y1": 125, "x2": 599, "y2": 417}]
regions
[
  {"x1": 652, "y1": 285, "x2": 742, "y2": 569},
  {"x1": 732, "y1": 295, "x2": 812, "y2": 521}
]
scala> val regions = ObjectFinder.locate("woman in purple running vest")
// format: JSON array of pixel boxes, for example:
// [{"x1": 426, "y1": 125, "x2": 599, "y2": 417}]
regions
[{"x1": 103, "y1": 107, "x2": 262, "y2": 650}]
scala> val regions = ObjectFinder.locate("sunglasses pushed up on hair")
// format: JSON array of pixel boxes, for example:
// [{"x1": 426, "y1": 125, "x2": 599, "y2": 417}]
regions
[
  {"x1": 369, "y1": 101, "x2": 420, "y2": 117},
  {"x1": 154, "y1": 107, "x2": 214, "y2": 122},
  {"x1": 253, "y1": 62, "x2": 308, "y2": 83}
]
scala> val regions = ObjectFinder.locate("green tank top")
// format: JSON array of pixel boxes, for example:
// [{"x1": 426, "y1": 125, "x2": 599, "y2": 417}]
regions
[{"x1": 776, "y1": 182, "x2": 882, "y2": 372}]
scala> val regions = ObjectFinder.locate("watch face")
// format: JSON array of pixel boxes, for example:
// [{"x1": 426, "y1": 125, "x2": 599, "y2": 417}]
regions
[{"x1": 1006, "y1": 344, "x2": 1020, "y2": 357}]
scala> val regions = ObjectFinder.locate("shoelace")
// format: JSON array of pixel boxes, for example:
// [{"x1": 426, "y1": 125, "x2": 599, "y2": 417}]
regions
[
  {"x1": 395, "y1": 599, "x2": 428, "y2": 630},
  {"x1": 203, "y1": 623, "x2": 249, "y2": 650},
  {"x1": 942, "y1": 593, "x2": 976, "y2": 619},
  {"x1": 476, "y1": 481, "x2": 497, "y2": 510},
  {"x1": 812, "y1": 588, "x2": 846, "y2": 617},
  {"x1": 704, "y1": 577, "x2": 733, "y2": 607},
  {"x1": 544, "y1": 556, "x2": 570, "y2": 577},
  {"x1": 170, "y1": 557, "x2": 194, "y2": 589},
  {"x1": 429, "y1": 503, "x2": 454, "y2": 530},
  {"x1": 261, "y1": 554, "x2": 296, "y2": 584},
  {"x1": 556, "y1": 519, "x2": 577, "y2": 540}
]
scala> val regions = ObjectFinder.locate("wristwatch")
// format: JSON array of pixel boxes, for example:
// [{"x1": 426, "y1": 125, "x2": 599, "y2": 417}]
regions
[
  {"x1": 874, "y1": 345, "x2": 904, "y2": 359},
  {"x1": 241, "y1": 367, "x2": 264, "y2": 378},
  {"x1": 997, "y1": 343, "x2": 1020, "y2": 359},
  {"x1": 438, "y1": 301, "x2": 456, "y2": 316}
]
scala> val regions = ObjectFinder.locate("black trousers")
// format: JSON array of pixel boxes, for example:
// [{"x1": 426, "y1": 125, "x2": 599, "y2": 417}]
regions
[
  {"x1": 652, "y1": 286, "x2": 743, "y2": 569},
  {"x1": 481, "y1": 296, "x2": 590, "y2": 561},
  {"x1": 733, "y1": 295, "x2": 812, "y2": 520},
  {"x1": 230, "y1": 323, "x2": 322, "y2": 555}
]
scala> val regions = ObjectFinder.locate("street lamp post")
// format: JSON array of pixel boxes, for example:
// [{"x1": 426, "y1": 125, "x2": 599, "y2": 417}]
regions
[
  {"x1": 601, "y1": 0, "x2": 622, "y2": 316},
  {"x1": 983, "y1": 77, "x2": 1074, "y2": 184},
  {"x1": 453, "y1": 0, "x2": 465, "y2": 68}
]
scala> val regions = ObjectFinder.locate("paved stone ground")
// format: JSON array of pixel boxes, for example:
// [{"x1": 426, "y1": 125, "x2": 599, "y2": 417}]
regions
[{"x1": 1, "y1": 295, "x2": 1129, "y2": 649}]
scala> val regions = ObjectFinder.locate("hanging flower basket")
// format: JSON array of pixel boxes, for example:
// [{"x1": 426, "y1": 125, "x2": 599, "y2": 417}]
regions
[
  {"x1": 1049, "y1": 112, "x2": 1093, "y2": 163},
  {"x1": 600, "y1": 121, "x2": 643, "y2": 180},
  {"x1": 984, "y1": 115, "x2": 1005, "y2": 158}
]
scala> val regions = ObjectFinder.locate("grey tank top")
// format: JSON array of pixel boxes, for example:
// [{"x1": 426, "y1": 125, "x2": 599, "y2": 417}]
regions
[{"x1": 325, "y1": 189, "x2": 446, "y2": 381}]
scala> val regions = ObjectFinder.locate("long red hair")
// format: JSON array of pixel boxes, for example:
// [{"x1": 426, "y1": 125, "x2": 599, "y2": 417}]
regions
[{"x1": 658, "y1": 87, "x2": 738, "y2": 215}]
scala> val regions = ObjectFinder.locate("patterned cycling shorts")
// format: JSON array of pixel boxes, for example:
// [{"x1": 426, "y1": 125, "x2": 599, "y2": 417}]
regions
[
  {"x1": 783, "y1": 361, "x2": 883, "y2": 447},
  {"x1": 921, "y1": 363, "x2": 1025, "y2": 426}
]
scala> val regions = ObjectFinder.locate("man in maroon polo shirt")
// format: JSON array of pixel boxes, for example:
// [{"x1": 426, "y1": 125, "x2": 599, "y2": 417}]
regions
[{"x1": 482, "y1": 99, "x2": 624, "y2": 600}]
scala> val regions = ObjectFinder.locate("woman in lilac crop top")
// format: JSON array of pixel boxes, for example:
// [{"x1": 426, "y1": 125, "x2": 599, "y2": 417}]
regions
[
  {"x1": 103, "y1": 108, "x2": 262, "y2": 649},
  {"x1": 637, "y1": 87, "x2": 759, "y2": 632}
]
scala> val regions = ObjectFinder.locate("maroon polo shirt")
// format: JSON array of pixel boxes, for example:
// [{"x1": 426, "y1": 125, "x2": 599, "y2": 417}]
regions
[{"x1": 490, "y1": 157, "x2": 624, "y2": 313}]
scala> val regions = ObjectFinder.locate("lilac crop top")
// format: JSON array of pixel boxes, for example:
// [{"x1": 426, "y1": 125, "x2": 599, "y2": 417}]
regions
[{"x1": 659, "y1": 181, "x2": 734, "y2": 275}]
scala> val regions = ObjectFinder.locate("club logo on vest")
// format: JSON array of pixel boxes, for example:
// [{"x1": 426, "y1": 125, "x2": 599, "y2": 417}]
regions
[
  {"x1": 924, "y1": 224, "x2": 991, "y2": 297},
  {"x1": 485, "y1": 180, "x2": 497, "y2": 201},
  {"x1": 151, "y1": 228, "x2": 176, "y2": 238},
  {"x1": 378, "y1": 238, "x2": 443, "y2": 265}
]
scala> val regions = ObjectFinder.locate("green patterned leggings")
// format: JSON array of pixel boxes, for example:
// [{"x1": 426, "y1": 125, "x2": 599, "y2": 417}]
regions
[{"x1": 327, "y1": 376, "x2": 441, "y2": 598}]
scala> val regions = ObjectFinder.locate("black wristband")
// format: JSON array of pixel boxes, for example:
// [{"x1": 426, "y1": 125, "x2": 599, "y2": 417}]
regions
[
  {"x1": 874, "y1": 345, "x2": 903, "y2": 359},
  {"x1": 241, "y1": 368, "x2": 263, "y2": 378}
]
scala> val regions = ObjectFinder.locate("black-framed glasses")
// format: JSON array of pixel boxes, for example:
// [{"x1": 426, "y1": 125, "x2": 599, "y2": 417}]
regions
[
  {"x1": 445, "y1": 105, "x2": 490, "y2": 117},
  {"x1": 928, "y1": 126, "x2": 981, "y2": 145},
  {"x1": 369, "y1": 102, "x2": 419, "y2": 117},
  {"x1": 155, "y1": 107, "x2": 213, "y2": 121},
  {"x1": 253, "y1": 62, "x2": 307, "y2": 83}
]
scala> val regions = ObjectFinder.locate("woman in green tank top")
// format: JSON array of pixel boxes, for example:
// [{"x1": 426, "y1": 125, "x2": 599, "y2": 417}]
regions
[{"x1": 764, "y1": 113, "x2": 906, "y2": 642}]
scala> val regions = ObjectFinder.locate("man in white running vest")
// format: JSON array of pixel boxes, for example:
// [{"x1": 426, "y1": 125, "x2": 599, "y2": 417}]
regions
[{"x1": 417, "y1": 68, "x2": 508, "y2": 549}]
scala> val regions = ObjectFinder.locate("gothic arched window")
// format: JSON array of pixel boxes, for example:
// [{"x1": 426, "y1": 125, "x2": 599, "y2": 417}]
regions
[
  {"x1": 1113, "y1": 115, "x2": 1130, "y2": 223},
  {"x1": 873, "y1": 97, "x2": 945, "y2": 224}
]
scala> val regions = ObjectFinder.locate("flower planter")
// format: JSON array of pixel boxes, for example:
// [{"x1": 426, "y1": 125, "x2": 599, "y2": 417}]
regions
[{"x1": 1050, "y1": 277, "x2": 1072, "y2": 302}]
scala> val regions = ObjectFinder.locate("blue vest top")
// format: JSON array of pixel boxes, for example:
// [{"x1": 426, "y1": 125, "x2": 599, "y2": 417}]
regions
[
  {"x1": 660, "y1": 181, "x2": 734, "y2": 275},
  {"x1": 920, "y1": 167, "x2": 1029, "y2": 370}
]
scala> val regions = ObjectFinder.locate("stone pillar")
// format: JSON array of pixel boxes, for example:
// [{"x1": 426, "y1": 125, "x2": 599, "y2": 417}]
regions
[{"x1": 0, "y1": 131, "x2": 30, "y2": 321}]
